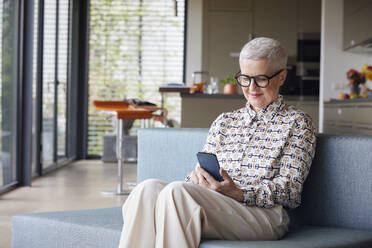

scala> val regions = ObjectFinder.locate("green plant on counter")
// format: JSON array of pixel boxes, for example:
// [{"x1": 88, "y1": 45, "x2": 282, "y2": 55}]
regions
[{"x1": 219, "y1": 75, "x2": 236, "y2": 86}]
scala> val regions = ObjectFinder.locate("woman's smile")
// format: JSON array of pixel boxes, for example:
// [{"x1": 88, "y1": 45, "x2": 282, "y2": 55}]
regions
[{"x1": 250, "y1": 93, "x2": 262, "y2": 98}]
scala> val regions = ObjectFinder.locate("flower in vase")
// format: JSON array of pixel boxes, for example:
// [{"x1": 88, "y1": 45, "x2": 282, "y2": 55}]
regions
[
  {"x1": 361, "y1": 64, "x2": 372, "y2": 81},
  {"x1": 346, "y1": 69, "x2": 366, "y2": 86}
]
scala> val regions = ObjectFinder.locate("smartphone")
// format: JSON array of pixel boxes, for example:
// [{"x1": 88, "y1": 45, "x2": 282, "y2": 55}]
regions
[{"x1": 196, "y1": 152, "x2": 223, "y2": 182}]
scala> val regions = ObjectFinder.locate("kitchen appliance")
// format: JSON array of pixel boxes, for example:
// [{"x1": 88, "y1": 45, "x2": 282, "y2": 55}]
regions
[
  {"x1": 296, "y1": 33, "x2": 320, "y2": 96},
  {"x1": 279, "y1": 65, "x2": 300, "y2": 95}
]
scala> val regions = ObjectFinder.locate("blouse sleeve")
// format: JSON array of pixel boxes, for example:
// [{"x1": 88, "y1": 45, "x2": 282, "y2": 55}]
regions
[
  {"x1": 185, "y1": 113, "x2": 225, "y2": 182},
  {"x1": 241, "y1": 114, "x2": 316, "y2": 209}
]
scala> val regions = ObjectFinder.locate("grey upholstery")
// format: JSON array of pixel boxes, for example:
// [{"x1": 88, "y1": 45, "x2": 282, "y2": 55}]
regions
[
  {"x1": 200, "y1": 226, "x2": 372, "y2": 248},
  {"x1": 289, "y1": 135, "x2": 372, "y2": 230},
  {"x1": 12, "y1": 207, "x2": 122, "y2": 248},
  {"x1": 12, "y1": 129, "x2": 372, "y2": 247}
]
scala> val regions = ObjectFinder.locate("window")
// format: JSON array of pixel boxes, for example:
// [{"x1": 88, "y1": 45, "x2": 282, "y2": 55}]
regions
[
  {"x1": 0, "y1": 0, "x2": 20, "y2": 188},
  {"x1": 88, "y1": 0, "x2": 185, "y2": 156},
  {"x1": 41, "y1": 0, "x2": 70, "y2": 169}
]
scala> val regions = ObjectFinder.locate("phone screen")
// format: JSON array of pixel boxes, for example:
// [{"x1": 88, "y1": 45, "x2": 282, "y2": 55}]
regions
[{"x1": 196, "y1": 152, "x2": 223, "y2": 182}]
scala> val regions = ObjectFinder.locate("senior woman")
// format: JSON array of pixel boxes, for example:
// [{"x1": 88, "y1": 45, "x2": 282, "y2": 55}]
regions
[{"x1": 119, "y1": 37, "x2": 316, "y2": 248}]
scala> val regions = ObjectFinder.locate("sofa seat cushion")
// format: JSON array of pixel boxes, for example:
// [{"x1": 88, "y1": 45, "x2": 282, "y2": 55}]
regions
[
  {"x1": 12, "y1": 207, "x2": 123, "y2": 248},
  {"x1": 13, "y1": 207, "x2": 372, "y2": 248},
  {"x1": 200, "y1": 226, "x2": 372, "y2": 248}
]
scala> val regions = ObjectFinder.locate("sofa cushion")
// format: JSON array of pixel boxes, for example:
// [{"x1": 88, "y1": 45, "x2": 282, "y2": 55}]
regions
[
  {"x1": 137, "y1": 128, "x2": 209, "y2": 182},
  {"x1": 138, "y1": 129, "x2": 372, "y2": 230},
  {"x1": 200, "y1": 226, "x2": 372, "y2": 248},
  {"x1": 12, "y1": 207, "x2": 123, "y2": 248},
  {"x1": 13, "y1": 207, "x2": 372, "y2": 248},
  {"x1": 290, "y1": 135, "x2": 372, "y2": 230}
]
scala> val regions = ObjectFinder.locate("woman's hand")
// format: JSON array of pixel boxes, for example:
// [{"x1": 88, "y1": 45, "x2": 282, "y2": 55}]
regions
[{"x1": 190, "y1": 165, "x2": 244, "y2": 202}]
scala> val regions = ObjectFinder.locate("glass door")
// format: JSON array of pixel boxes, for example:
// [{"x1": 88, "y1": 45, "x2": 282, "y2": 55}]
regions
[
  {"x1": 57, "y1": 0, "x2": 69, "y2": 159},
  {"x1": 0, "y1": 0, "x2": 19, "y2": 188},
  {"x1": 41, "y1": 0, "x2": 69, "y2": 170}
]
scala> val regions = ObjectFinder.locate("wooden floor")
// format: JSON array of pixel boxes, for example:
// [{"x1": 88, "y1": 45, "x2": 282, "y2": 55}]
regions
[{"x1": 0, "y1": 160, "x2": 136, "y2": 248}]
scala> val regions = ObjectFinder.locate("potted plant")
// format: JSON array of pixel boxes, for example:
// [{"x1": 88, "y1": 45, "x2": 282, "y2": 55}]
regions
[{"x1": 219, "y1": 75, "x2": 238, "y2": 94}]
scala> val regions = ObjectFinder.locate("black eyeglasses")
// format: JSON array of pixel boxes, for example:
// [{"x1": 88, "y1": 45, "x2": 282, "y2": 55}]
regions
[{"x1": 234, "y1": 69, "x2": 284, "y2": 88}]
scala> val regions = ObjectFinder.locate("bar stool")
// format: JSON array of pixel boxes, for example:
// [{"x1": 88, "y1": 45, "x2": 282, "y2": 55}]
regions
[{"x1": 93, "y1": 101, "x2": 154, "y2": 195}]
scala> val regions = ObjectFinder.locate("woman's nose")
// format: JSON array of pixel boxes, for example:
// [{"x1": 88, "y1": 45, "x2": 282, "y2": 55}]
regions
[{"x1": 249, "y1": 79, "x2": 259, "y2": 91}]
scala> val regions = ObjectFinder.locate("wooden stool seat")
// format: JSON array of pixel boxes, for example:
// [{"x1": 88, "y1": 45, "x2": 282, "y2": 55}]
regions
[
  {"x1": 93, "y1": 100, "x2": 167, "y2": 195},
  {"x1": 116, "y1": 109, "x2": 153, "y2": 120},
  {"x1": 93, "y1": 100, "x2": 129, "y2": 111},
  {"x1": 93, "y1": 100, "x2": 167, "y2": 123}
]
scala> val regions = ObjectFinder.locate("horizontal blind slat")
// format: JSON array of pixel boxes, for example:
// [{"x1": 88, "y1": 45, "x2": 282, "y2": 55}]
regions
[{"x1": 88, "y1": 0, "x2": 185, "y2": 155}]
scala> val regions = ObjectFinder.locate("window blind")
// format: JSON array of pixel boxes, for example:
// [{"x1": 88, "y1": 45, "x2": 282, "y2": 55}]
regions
[{"x1": 88, "y1": 0, "x2": 185, "y2": 155}]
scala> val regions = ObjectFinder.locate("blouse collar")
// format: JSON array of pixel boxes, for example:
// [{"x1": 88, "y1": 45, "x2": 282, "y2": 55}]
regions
[{"x1": 245, "y1": 95, "x2": 285, "y2": 123}]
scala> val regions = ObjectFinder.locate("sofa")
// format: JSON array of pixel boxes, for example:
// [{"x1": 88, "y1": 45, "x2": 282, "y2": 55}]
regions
[{"x1": 12, "y1": 128, "x2": 372, "y2": 248}]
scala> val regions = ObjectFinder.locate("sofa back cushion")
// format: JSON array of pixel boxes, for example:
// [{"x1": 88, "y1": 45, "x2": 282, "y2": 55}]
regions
[
  {"x1": 138, "y1": 129, "x2": 372, "y2": 230},
  {"x1": 138, "y1": 128, "x2": 208, "y2": 182},
  {"x1": 290, "y1": 134, "x2": 372, "y2": 230}
]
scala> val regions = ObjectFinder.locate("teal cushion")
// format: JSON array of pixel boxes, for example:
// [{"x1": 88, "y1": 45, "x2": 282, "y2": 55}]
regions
[
  {"x1": 138, "y1": 129, "x2": 372, "y2": 230},
  {"x1": 12, "y1": 207, "x2": 122, "y2": 248},
  {"x1": 13, "y1": 207, "x2": 372, "y2": 248},
  {"x1": 137, "y1": 128, "x2": 209, "y2": 182},
  {"x1": 200, "y1": 226, "x2": 372, "y2": 248}
]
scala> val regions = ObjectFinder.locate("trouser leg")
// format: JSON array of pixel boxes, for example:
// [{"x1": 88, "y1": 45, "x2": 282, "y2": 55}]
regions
[
  {"x1": 155, "y1": 181, "x2": 289, "y2": 248},
  {"x1": 119, "y1": 179, "x2": 167, "y2": 248}
]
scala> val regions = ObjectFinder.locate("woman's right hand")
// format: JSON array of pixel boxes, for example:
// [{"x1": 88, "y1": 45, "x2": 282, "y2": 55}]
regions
[{"x1": 189, "y1": 163, "x2": 208, "y2": 185}]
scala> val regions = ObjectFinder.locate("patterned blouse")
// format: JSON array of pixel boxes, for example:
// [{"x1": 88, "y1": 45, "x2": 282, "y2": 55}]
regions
[{"x1": 186, "y1": 95, "x2": 316, "y2": 210}]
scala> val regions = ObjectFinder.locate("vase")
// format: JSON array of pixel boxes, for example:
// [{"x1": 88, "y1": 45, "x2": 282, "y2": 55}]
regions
[
  {"x1": 351, "y1": 84, "x2": 360, "y2": 95},
  {"x1": 223, "y1": 84, "x2": 237, "y2": 94}
]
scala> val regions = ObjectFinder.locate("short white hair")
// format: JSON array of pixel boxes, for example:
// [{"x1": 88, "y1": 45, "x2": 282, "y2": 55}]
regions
[{"x1": 239, "y1": 37, "x2": 287, "y2": 71}]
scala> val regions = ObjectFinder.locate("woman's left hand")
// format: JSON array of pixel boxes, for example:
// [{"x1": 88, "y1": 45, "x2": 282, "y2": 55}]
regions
[{"x1": 195, "y1": 166, "x2": 244, "y2": 202}]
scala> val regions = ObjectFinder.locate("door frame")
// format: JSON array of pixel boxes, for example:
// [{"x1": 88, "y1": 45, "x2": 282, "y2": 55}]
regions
[{"x1": 34, "y1": 0, "x2": 72, "y2": 176}]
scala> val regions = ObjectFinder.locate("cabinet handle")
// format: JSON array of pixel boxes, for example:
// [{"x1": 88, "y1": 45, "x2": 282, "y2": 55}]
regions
[{"x1": 337, "y1": 108, "x2": 342, "y2": 115}]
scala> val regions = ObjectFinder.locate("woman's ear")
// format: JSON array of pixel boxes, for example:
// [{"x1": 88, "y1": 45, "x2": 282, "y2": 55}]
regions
[{"x1": 279, "y1": 69, "x2": 287, "y2": 86}]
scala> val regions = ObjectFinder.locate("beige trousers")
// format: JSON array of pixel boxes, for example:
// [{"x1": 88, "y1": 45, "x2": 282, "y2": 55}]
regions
[{"x1": 118, "y1": 179, "x2": 289, "y2": 248}]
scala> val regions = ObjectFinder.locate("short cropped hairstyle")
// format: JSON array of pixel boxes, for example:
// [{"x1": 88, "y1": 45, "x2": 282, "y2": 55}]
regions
[{"x1": 239, "y1": 37, "x2": 288, "y2": 71}]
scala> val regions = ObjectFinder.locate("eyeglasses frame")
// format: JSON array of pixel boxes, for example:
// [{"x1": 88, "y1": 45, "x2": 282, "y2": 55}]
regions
[{"x1": 234, "y1": 69, "x2": 285, "y2": 88}]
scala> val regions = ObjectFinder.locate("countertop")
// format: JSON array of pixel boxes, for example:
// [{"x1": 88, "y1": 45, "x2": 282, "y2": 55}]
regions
[
  {"x1": 325, "y1": 98, "x2": 372, "y2": 103},
  {"x1": 180, "y1": 93, "x2": 245, "y2": 99},
  {"x1": 181, "y1": 93, "x2": 319, "y2": 102}
]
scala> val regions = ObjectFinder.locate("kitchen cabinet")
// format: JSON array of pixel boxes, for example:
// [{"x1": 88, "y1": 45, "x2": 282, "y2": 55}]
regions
[
  {"x1": 181, "y1": 94, "x2": 319, "y2": 129},
  {"x1": 181, "y1": 94, "x2": 246, "y2": 128},
  {"x1": 202, "y1": 0, "x2": 321, "y2": 79},
  {"x1": 324, "y1": 100, "x2": 372, "y2": 135},
  {"x1": 203, "y1": 0, "x2": 253, "y2": 80},
  {"x1": 298, "y1": 0, "x2": 321, "y2": 33},
  {"x1": 343, "y1": 0, "x2": 372, "y2": 50},
  {"x1": 253, "y1": 0, "x2": 297, "y2": 57},
  {"x1": 207, "y1": 11, "x2": 253, "y2": 80},
  {"x1": 207, "y1": 0, "x2": 252, "y2": 11}
]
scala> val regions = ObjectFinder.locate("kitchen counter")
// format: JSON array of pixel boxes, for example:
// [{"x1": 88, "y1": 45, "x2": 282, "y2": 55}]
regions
[
  {"x1": 181, "y1": 93, "x2": 245, "y2": 99},
  {"x1": 181, "y1": 93, "x2": 319, "y2": 102},
  {"x1": 325, "y1": 98, "x2": 372, "y2": 103},
  {"x1": 181, "y1": 93, "x2": 319, "y2": 128},
  {"x1": 324, "y1": 100, "x2": 372, "y2": 136}
]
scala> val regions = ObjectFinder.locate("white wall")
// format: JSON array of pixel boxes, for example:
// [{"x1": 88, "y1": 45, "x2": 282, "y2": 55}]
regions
[
  {"x1": 319, "y1": 0, "x2": 372, "y2": 132},
  {"x1": 185, "y1": 0, "x2": 203, "y2": 85}
]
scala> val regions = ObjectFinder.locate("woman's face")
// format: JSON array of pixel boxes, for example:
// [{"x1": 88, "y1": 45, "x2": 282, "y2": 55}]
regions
[{"x1": 240, "y1": 59, "x2": 286, "y2": 112}]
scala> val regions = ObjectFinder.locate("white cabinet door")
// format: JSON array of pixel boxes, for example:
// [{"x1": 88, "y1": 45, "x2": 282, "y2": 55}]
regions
[
  {"x1": 324, "y1": 102, "x2": 372, "y2": 135},
  {"x1": 208, "y1": 0, "x2": 252, "y2": 11},
  {"x1": 298, "y1": 0, "x2": 321, "y2": 33},
  {"x1": 253, "y1": 0, "x2": 297, "y2": 57},
  {"x1": 207, "y1": 11, "x2": 253, "y2": 79},
  {"x1": 343, "y1": 0, "x2": 372, "y2": 49}
]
